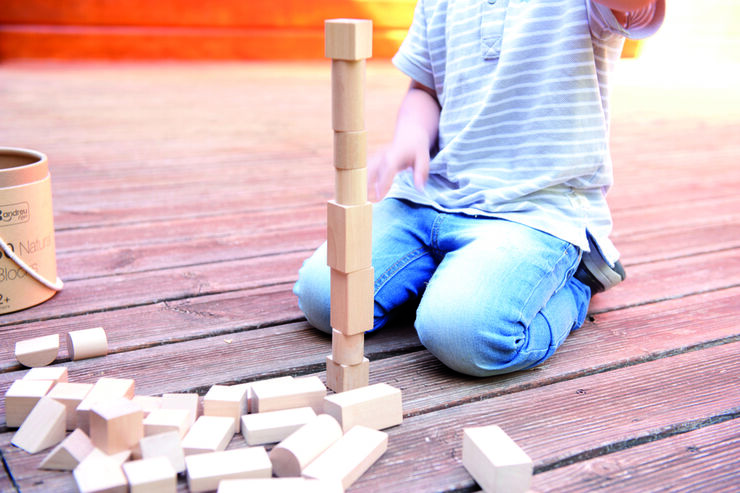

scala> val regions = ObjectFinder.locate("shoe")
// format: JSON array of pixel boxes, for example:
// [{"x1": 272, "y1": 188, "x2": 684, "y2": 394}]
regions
[{"x1": 574, "y1": 236, "x2": 626, "y2": 294}]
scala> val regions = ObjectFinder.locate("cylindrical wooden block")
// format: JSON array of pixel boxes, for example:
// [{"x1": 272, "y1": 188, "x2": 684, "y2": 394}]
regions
[
  {"x1": 331, "y1": 329, "x2": 365, "y2": 366},
  {"x1": 66, "y1": 327, "x2": 108, "y2": 361},
  {"x1": 333, "y1": 130, "x2": 367, "y2": 170},
  {"x1": 335, "y1": 168, "x2": 367, "y2": 206},
  {"x1": 332, "y1": 60, "x2": 365, "y2": 132},
  {"x1": 268, "y1": 414, "x2": 343, "y2": 477}
]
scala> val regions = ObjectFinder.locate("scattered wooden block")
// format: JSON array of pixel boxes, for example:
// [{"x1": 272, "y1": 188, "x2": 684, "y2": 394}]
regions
[
  {"x1": 333, "y1": 130, "x2": 367, "y2": 170},
  {"x1": 323, "y1": 382, "x2": 402, "y2": 432},
  {"x1": 89, "y1": 397, "x2": 144, "y2": 455},
  {"x1": 335, "y1": 168, "x2": 367, "y2": 206},
  {"x1": 76, "y1": 377, "x2": 135, "y2": 434},
  {"x1": 331, "y1": 59, "x2": 366, "y2": 132},
  {"x1": 326, "y1": 200, "x2": 372, "y2": 274},
  {"x1": 160, "y1": 392, "x2": 199, "y2": 428},
  {"x1": 23, "y1": 366, "x2": 68, "y2": 383},
  {"x1": 218, "y1": 477, "x2": 344, "y2": 493},
  {"x1": 136, "y1": 430, "x2": 186, "y2": 474},
  {"x1": 330, "y1": 267, "x2": 374, "y2": 336},
  {"x1": 185, "y1": 447, "x2": 272, "y2": 493},
  {"x1": 47, "y1": 382, "x2": 94, "y2": 430},
  {"x1": 241, "y1": 406, "x2": 317, "y2": 446},
  {"x1": 302, "y1": 425, "x2": 388, "y2": 489},
  {"x1": 4, "y1": 378, "x2": 55, "y2": 427},
  {"x1": 252, "y1": 376, "x2": 326, "y2": 414},
  {"x1": 15, "y1": 334, "x2": 59, "y2": 367},
  {"x1": 181, "y1": 415, "x2": 235, "y2": 456},
  {"x1": 66, "y1": 327, "x2": 108, "y2": 361},
  {"x1": 269, "y1": 414, "x2": 343, "y2": 477},
  {"x1": 324, "y1": 19, "x2": 373, "y2": 61},
  {"x1": 131, "y1": 395, "x2": 162, "y2": 418},
  {"x1": 122, "y1": 456, "x2": 177, "y2": 493},
  {"x1": 203, "y1": 384, "x2": 249, "y2": 432},
  {"x1": 331, "y1": 329, "x2": 366, "y2": 367},
  {"x1": 11, "y1": 396, "x2": 66, "y2": 454},
  {"x1": 325, "y1": 355, "x2": 369, "y2": 393},
  {"x1": 143, "y1": 408, "x2": 192, "y2": 438},
  {"x1": 73, "y1": 448, "x2": 128, "y2": 493},
  {"x1": 39, "y1": 428, "x2": 95, "y2": 471},
  {"x1": 244, "y1": 376, "x2": 294, "y2": 413},
  {"x1": 462, "y1": 425, "x2": 533, "y2": 493}
]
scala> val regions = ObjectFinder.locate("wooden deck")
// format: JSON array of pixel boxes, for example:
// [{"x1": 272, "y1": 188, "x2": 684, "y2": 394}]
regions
[{"x1": 0, "y1": 54, "x2": 738, "y2": 492}]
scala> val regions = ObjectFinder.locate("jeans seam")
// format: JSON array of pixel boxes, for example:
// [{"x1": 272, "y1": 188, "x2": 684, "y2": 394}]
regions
[{"x1": 375, "y1": 247, "x2": 431, "y2": 293}]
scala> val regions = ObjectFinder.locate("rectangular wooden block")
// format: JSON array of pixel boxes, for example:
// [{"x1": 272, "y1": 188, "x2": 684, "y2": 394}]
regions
[
  {"x1": 334, "y1": 130, "x2": 367, "y2": 170},
  {"x1": 241, "y1": 406, "x2": 317, "y2": 446},
  {"x1": 123, "y1": 456, "x2": 177, "y2": 493},
  {"x1": 325, "y1": 19, "x2": 373, "y2": 61},
  {"x1": 335, "y1": 167, "x2": 367, "y2": 205},
  {"x1": 218, "y1": 478, "x2": 344, "y2": 493},
  {"x1": 48, "y1": 382, "x2": 94, "y2": 430},
  {"x1": 160, "y1": 392, "x2": 200, "y2": 428},
  {"x1": 181, "y1": 415, "x2": 235, "y2": 456},
  {"x1": 330, "y1": 267, "x2": 374, "y2": 336},
  {"x1": 4, "y1": 378, "x2": 55, "y2": 427},
  {"x1": 331, "y1": 59, "x2": 366, "y2": 132},
  {"x1": 23, "y1": 366, "x2": 68, "y2": 383},
  {"x1": 73, "y1": 449, "x2": 128, "y2": 493},
  {"x1": 89, "y1": 397, "x2": 144, "y2": 455},
  {"x1": 245, "y1": 376, "x2": 294, "y2": 414},
  {"x1": 185, "y1": 447, "x2": 272, "y2": 493},
  {"x1": 143, "y1": 408, "x2": 192, "y2": 438},
  {"x1": 131, "y1": 395, "x2": 162, "y2": 418},
  {"x1": 302, "y1": 425, "x2": 388, "y2": 489},
  {"x1": 462, "y1": 425, "x2": 533, "y2": 493},
  {"x1": 76, "y1": 377, "x2": 135, "y2": 433},
  {"x1": 323, "y1": 382, "x2": 402, "y2": 432},
  {"x1": 331, "y1": 329, "x2": 365, "y2": 366},
  {"x1": 11, "y1": 396, "x2": 66, "y2": 454},
  {"x1": 39, "y1": 428, "x2": 94, "y2": 471},
  {"x1": 326, "y1": 200, "x2": 372, "y2": 273},
  {"x1": 325, "y1": 355, "x2": 369, "y2": 393},
  {"x1": 203, "y1": 384, "x2": 249, "y2": 432},
  {"x1": 137, "y1": 430, "x2": 186, "y2": 474},
  {"x1": 252, "y1": 376, "x2": 326, "y2": 414}
]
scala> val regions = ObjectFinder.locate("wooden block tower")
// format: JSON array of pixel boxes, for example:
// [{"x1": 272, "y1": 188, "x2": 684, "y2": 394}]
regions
[{"x1": 324, "y1": 18, "x2": 373, "y2": 393}]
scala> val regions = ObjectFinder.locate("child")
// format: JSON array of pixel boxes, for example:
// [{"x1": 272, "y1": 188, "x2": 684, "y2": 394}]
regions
[{"x1": 294, "y1": 0, "x2": 665, "y2": 376}]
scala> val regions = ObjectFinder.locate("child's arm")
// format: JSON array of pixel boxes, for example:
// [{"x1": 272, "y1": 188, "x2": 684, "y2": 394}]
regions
[
  {"x1": 593, "y1": 0, "x2": 656, "y2": 25},
  {"x1": 368, "y1": 79, "x2": 440, "y2": 201}
]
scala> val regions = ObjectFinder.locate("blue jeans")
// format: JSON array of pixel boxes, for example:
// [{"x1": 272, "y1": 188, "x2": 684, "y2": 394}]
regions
[{"x1": 293, "y1": 198, "x2": 591, "y2": 377}]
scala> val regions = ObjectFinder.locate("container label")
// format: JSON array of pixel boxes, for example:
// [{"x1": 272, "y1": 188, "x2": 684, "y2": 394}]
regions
[{"x1": 0, "y1": 202, "x2": 30, "y2": 227}]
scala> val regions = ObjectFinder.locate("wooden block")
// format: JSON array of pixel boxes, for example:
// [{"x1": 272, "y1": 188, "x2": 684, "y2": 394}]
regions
[
  {"x1": 335, "y1": 168, "x2": 367, "y2": 205},
  {"x1": 131, "y1": 395, "x2": 162, "y2": 418},
  {"x1": 23, "y1": 366, "x2": 68, "y2": 383},
  {"x1": 185, "y1": 447, "x2": 272, "y2": 493},
  {"x1": 325, "y1": 355, "x2": 369, "y2": 393},
  {"x1": 269, "y1": 414, "x2": 343, "y2": 477},
  {"x1": 333, "y1": 130, "x2": 367, "y2": 170},
  {"x1": 89, "y1": 397, "x2": 144, "y2": 455},
  {"x1": 143, "y1": 408, "x2": 192, "y2": 438},
  {"x1": 462, "y1": 425, "x2": 533, "y2": 493},
  {"x1": 15, "y1": 334, "x2": 59, "y2": 367},
  {"x1": 323, "y1": 382, "x2": 402, "y2": 432},
  {"x1": 137, "y1": 430, "x2": 185, "y2": 474},
  {"x1": 4, "y1": 378, "x2": 55, "y2": 427},
  {"x1": 160, "y1": 392, "x2": 199, "y2": 428},
  {"x1": 245, "y1": 376, "x2": 294, "y2": 413},
  {"x1": 39, "y1": 428, "x2": 94, "y2": 470},
  {"x1": 326, "y1": 200, "x2": 372, "y2": 273},
  {"x1": 48, "y1": 382, "x2": 94, "y2": 430},
  {"x1": 11, "y1": 396, "x2": 66, "y2": 454},
  {"x1": 122, "y1": 456, "x2": 177, "y2": 493},
  {"x1": 302, "y1": 425, "x2": 388, "y2": 489},
  {"x1": 330, "y1": 267, "x2": 374, "y2": 336},
  {"x1": 73, "y1": 448, "x2": 128, "y2": 493},
  {"x1": 76, "y1": 377, "x2": 135, "y2": 434},
  {"x1": 218, "y1": 477, "x2": 344, "y2": 493},
  {"x1": 331, "y1": 59, "x2": 366, "y2": 132},
  {"x1": 252, "y1": 376, "x2": 326, "y2": 414},
  {"x1": 203, "y1": 384, "x2": 249, "y2": 432},
  {"x1": 331, "y1": 330, "x2": 366, "y2": 367},
  {"x1": 66, "y1": 327, "x2": 108, "y2": 360},
  {"x1": 325, "y1": 19, "x2": 373, "y2": 61},
  {"x1": 181, "y1": 415, "x2": 235, "y2": 456},
  {"x1": 241, "y1": 406, "x2": 317, "y2": 446}
]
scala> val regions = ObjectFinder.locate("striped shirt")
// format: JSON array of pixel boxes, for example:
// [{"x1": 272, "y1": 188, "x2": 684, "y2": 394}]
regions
[{"x1": 390, "y1": 0, "x2": 664, "y2": 264}]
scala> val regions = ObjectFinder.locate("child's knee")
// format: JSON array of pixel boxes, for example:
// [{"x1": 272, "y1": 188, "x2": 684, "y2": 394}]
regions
[{"x1": 293, "y1": 243, "x2": 332, "y2": 334}]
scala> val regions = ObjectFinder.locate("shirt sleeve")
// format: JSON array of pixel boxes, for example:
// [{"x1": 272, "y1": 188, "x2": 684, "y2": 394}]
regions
[
  {"x1": 391, "y1": 0, "x2": 436, "y2": 89},
  {"x1": 589, "y1": 0, "x2": 666, "y2": 40}
]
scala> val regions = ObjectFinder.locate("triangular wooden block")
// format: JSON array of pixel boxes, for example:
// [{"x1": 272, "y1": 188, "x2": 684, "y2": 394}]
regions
[
  {"x1": 39, "y1": 428, "x2": 94, "y2": 470},
  {"x1": 11, "y1": 397, "x2": 66, "y2": 454}
]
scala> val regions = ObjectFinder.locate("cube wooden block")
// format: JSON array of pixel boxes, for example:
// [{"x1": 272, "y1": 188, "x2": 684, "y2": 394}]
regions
[
  {"x1": 325, "y1": 355, "x2": 369, "y2": 393},
  {"x1": 269, "y1": 414, "x2": 343, "y2": 478},
  {"x1": 462, "y1": 425, "x2": 533, "y2": 493},
  {"x1": 252, "y1": 376, "x2": 326, "y2": 414},
  {"x1": 48, "y1": 382, "x2": 94, "y2": 430},
  {"x1": 66, "y1": 327, "x2": 108, "y2": 361},
  {"x1": 203, "y1": 384, "x2": 249, "y2": 432},
  {"x1": 241, "y1": 406, "x2": 317, "y2": 446},
  {"x1": 90, "y1": 397, "x2": 144, "y2": 454},
  {"x1": 39, "y1": 428, "x2": 94, "y2": 470},
  {"x1": 302, "y1": 425, "x2": 388, "y2": 490},
  {"x1": 326, "y1": 200, "x2": 372, "y2": 274},
  {"x1": 330, "y1": 267, "x2": 374, "y2": 336},
  {"x1": 185, "y1": 447, "x2": 272, "y2": 493},
  {"x1": 331, "y1": 329, "x2": 365, "y2": 367},
  {"x1": 122, "y1": 456, "x2": 177, "y2": 493},
  {"x1": 23, "y1": 366, "x2": 68, "y2": 383},
  {"x1": 76, "y1": 377, "x2": 135, "y2": 433},
  {"x1": 331, "y1": 59, "x2": 366, "y2": 132},
  {"x1": 15, "y1": 334, "x2": 59, "y2": 368},
  {"x1": 73, "y1": 448, "x2": 128, "y2": 493},
  {"x1": 4, "y1": 378, "x2": 55, "y2": 427},
  {"x1": 160, "y1": 392, "x2": 199, "y2": 428},
  {"x1": 335, "y1": 167, "x2": 367, "y2": 205},
  {"x1": 333, "y1": 130, "x2": 367, "y2": 170},
  {"x1": 137, "y1": 430, "x2": 185, "y2": 474},
  {"x1": 143, "y1": 408, "x2": 192, "y2": 438},
  {"x1": 181, "y1": 415, "x2": 235, "y2": 456},
  {"x1": 218, "y1": 478, "x2": 344, "y2": 493},
  {"x1": 325, "y1": 19, "x2": 373, "y2": 61},
  {"x1": 323, "y1": 382, "x2": 402, "y2": 432},
  {"x1": 11, "y1": 396, "x2": 66, "y2": 454}
]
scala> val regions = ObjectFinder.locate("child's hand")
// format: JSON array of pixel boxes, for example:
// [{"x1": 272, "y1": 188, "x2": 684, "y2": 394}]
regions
[{"x1": 368, "y1": 129, "x2": 430, "y2": 201}]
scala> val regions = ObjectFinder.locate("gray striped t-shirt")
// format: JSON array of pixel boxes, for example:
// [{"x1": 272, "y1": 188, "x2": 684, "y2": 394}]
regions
[{"x1": 390, "y1": 0, "x2": 664, "y2": 264}]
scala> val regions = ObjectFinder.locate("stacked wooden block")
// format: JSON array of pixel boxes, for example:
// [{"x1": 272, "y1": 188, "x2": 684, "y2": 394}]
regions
[{"x1": 325, "y1": 18, "x2": 374, "y2": 393}]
